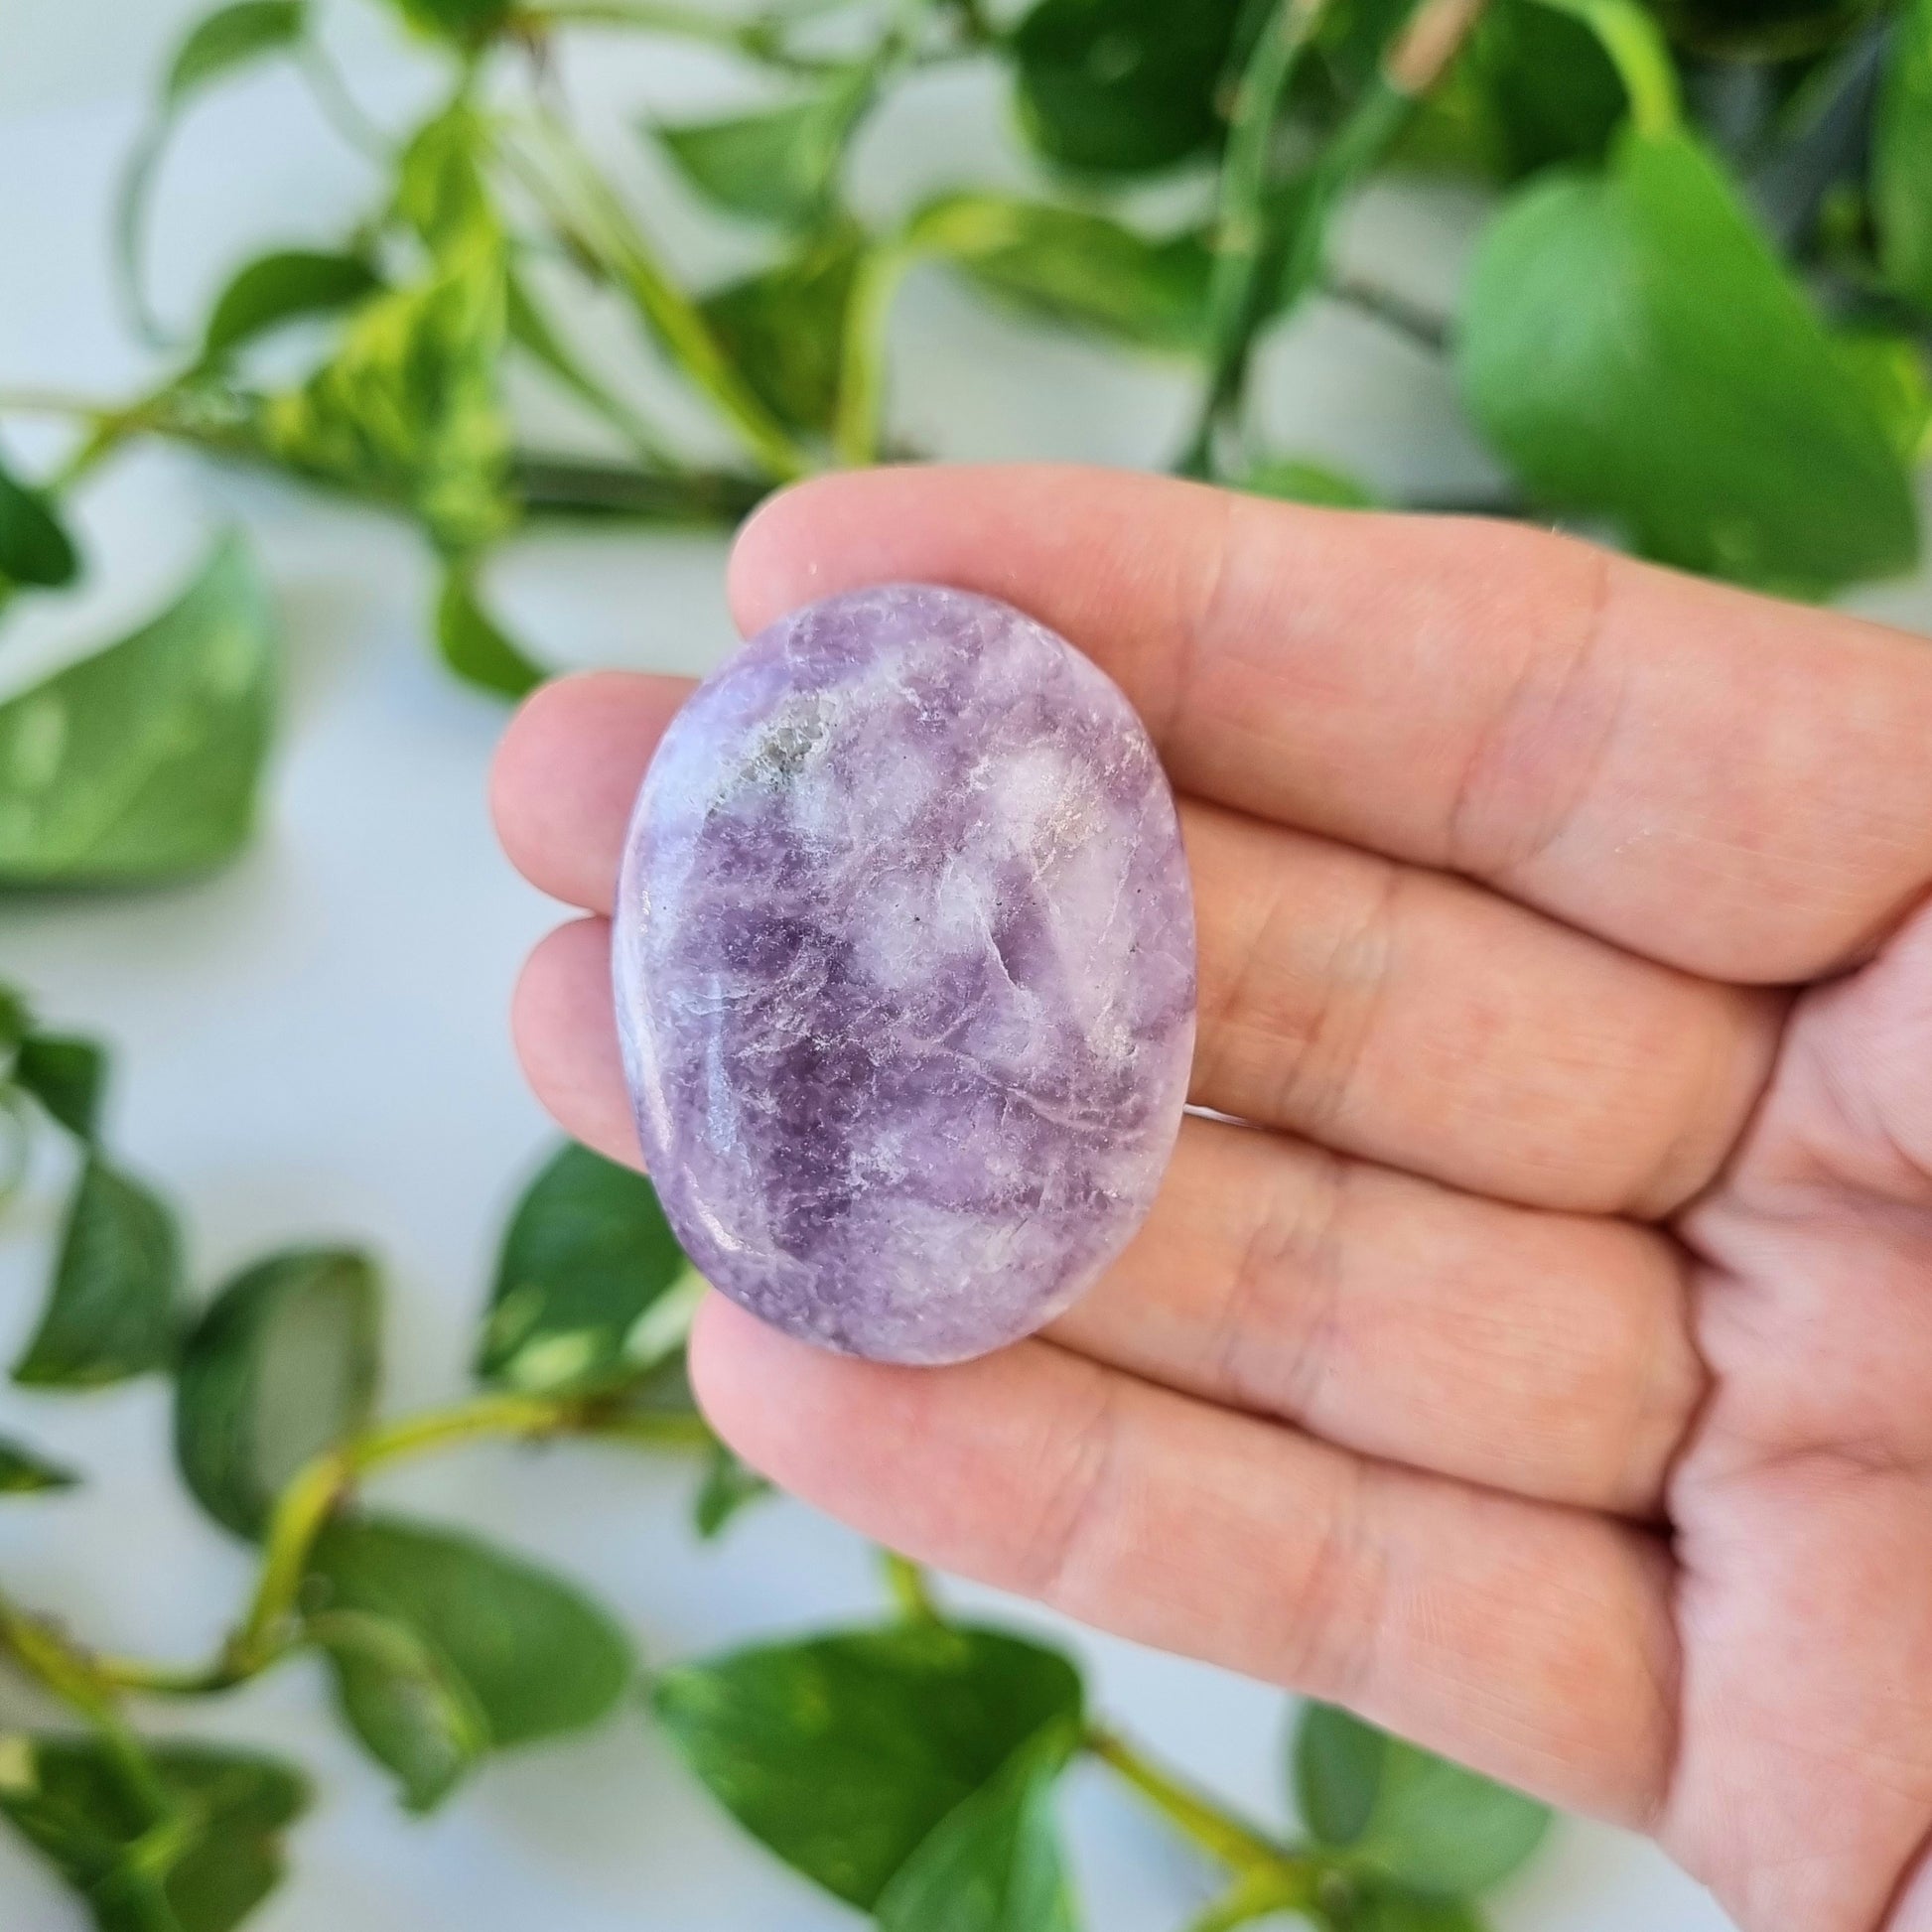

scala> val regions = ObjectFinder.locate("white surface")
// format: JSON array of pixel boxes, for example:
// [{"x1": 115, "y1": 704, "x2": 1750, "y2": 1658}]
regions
[{"x1": 6, "y1": 4, "x2": 1922, "y2": 1929}]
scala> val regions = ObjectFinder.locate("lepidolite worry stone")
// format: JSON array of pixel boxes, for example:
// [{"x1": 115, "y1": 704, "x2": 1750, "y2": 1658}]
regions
[{"x1": 614, "y1": 584, "x2": 1195, "y2": 1364}]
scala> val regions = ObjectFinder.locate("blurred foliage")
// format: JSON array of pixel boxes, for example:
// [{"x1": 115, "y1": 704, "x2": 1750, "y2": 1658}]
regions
[{"x1": 1, "y1": 0, "x2": 1928, "y2": 1924}]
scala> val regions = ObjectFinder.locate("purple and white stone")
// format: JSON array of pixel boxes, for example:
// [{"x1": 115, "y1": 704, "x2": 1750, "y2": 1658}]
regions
[{"x1": 613, "y1": 584, "x2": 1196, "y2": 1364}]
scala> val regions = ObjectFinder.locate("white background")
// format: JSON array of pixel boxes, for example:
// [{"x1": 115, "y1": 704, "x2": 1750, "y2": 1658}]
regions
[{"x1": 4, "y1": 3, "x2": 1927, "y2": 1928}]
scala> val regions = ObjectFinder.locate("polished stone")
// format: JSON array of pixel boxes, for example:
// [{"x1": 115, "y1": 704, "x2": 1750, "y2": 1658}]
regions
[{"x1": 614, "y1": 584, "x2": 1195, "y2": 1363}]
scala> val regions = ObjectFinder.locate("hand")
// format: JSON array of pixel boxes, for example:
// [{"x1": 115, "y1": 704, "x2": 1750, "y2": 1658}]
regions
[{"x1": 491, "y1": 467, "x2": 1932, "y2": 1932}]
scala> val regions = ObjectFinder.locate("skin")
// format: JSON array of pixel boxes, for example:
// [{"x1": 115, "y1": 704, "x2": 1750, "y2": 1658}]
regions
[{"x1": 490, "y1": 466, "x2": 1932, "y2": 1932}]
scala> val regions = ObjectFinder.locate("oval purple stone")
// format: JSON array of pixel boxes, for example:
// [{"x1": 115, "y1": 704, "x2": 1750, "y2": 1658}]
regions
[{"x1": 614, "y1": 584, "x2": 1196, "y2": 1364}]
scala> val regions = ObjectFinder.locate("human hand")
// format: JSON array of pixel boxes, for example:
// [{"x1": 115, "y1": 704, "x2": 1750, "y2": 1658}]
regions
[{"x1": 491, "y1": 466, "x2": 1932, "y2": 1932}]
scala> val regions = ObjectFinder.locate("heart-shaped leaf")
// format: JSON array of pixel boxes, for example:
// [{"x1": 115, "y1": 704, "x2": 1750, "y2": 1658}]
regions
[
  {"x1": 657, "y1": 69, "x2": 872, "y2": 226},
  {"x1": 0, "y1": 1437, "x2": 79, "y2": 1494},
  {"x1": 1011, "y1": 0, "x2": 1243, "y2": 175},
  {"x1": 164, "y1": 0, "x2": 307, "y2": 107},
  {"x1": 477, "y1": 1141, "x2": 693, "y2": 1395},
  {"x1": 654, "y1": 1623, "x2": 1081, "y2": 1907},
  {"x1": 0, "y1": 1734, "x2": 308, "y2": 1932},
  {"x1": 13, "y1": 1157, "x2": 184, "y2": 1388},
  {"x1": 912, "y1": 196, "x2": 1210, "y2": 353},
  {"x1": 1294, "y1": 1703, "x2": 1549, "y2": 1898},
  {"x1": 200, "y1": 249, "x2": 382, "y2": 364},
  {"x1": 0, "y1": 449, "x2": 79, "y2": 591},
  {"x1": 307, "y1": 1609, "x2": 489, "y2": 1812},
  {"x1": 1457, "y1": 128, "x2": 1918, "y2": 593},
  {"x1": 434, "y1": 562, "x2": 545, "y2": 699},
  {"x1": 175, "y1": 1246, "x2": 381, "y2": 1538},
  {"x1": 306, "y1": 1513, "x2": 633, "y2": 1754},
  {"x1": 700, "y1": 224, "x2": 865, "y2": 436},
  {"x1": 874, "y1": 1723, "x2": 1080, "y2": 1932},
  {"x1": 11, "y1": 1034, "x2": 107, "y2": 1141},
  {"x1": 0, "y1": 534, "x2": 278, "y2": 889}
]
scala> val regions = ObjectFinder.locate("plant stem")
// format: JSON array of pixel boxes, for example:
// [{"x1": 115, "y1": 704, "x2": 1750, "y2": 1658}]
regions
[
  {"x1": 503, "y1": 120, "x2": 814, "y2": 483},
  {"x1": 1186, "y1": 0, "x2": 1333, "y2": 475},
  {"x1": 1180, "y1": 0, "x2": 1491, "y2": 477},
  {"x1": 880, "y1": 1551, "x2": 941, "y2": 1622},
  {"x1": 0, "y1": 1594, "x2": 174, "y2": 1822},
  {"x1": 85, "y1": 1389, "x2": 707, "y2": 1697},
  {"x1": 1324, "y1": 270, "x2": 1450, "y2": 353},
  {"x1": 1533, "y1": 0, "x2": 1681, "y2": 137},
  {"x1": 299, "y1": 37, "x2": 389, "y2": 160},
  {"x1": 512, "y1": 453, "x2": 767, "y2": 523},
  {"x1": 1085, "y1": 1725, "x2": 1302, "y2": 1878},
  {"x1": 833, "y1": 239, "x2": 916, "y2": 466},
  {"x1": 1184, "y1": 1866, "x2": 1324, "y2": 1932}
]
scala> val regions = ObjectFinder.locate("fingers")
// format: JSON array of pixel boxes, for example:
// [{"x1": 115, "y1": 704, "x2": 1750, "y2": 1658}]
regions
[
  {"x1": 489, "y1": 671, "x2": 691, "y2": 911},
  {"x1": 1183, "y1": 800, "x2": 1779, "y2": 1216},
  {"x1": 510, "y1": 917, "x2": 638, "y2": 1166},
  {"x1": 516, "y1": 920, "x2": 1703, "y2": 1515},
  {"x1": 497, "y1": 675, "x2": 1779, "y2": 1215},
  {"x1": 689, "y1": 1295, "x2": 1679, "y2": 1827},
  {"x1": 730, "y1": 466, "x2": 1932, "y2": 983},
  {"x1": 1048, "y1": 1117, "x2": 1702, "y2": 1516}
]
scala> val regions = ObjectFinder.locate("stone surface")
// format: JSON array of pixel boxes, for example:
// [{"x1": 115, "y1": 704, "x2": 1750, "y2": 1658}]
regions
[{"x1": 613, "y1": 585, "x2": 1196, "y2": 1364}]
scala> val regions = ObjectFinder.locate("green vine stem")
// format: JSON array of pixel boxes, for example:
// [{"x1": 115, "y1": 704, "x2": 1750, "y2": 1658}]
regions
[
  {"x1": 1181, "y1": 0, "x2": 1492, "y2": 476},
  {"x1": 879, "y1": 1550, "x2": 942, "y2": 1623},
  {"x1": 1535, "y1": 0, "x2": 1682, "y2": 138},
  {"x1": 833, "y1": 239, "x2": 917, "y2": 467},
  {"x1": 1085, "y1": 1725, "x2": 1309, "y2": 1884},
  {"x1": 0, "y1": 1595, "x2": 175, "y2": 1822},
  {"x1": 79, "y1": 1392, "x2": 707, "y2": 1697},
  {"x1": 503, "y1": 118, "x2": 815, "y2": 483}
]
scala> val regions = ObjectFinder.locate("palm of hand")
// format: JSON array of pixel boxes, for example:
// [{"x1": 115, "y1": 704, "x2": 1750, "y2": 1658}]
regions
[{"x1": 492, "y1": 467, "x2": 1932, "y2": 1932}]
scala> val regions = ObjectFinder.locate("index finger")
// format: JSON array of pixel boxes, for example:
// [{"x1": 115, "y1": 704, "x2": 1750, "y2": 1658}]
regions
[{"x1": 730, "y1": 466, "x2": 1932, "y2": 984}]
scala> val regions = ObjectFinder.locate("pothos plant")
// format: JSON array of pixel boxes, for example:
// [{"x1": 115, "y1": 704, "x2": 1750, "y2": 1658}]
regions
[
  {"x1": 0, "y1": 992, "x2": 1551, "y2": 1932},
  {"x1": 0, "y1": 0, "x2": 1928, "y2": 1926}
]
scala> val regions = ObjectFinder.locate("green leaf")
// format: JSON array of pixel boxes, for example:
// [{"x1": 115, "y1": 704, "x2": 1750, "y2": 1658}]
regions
[
  {"x1": 175, "y1": 1247, "x2": 380, "y2": 1539},
  {"x1": 913, "y1": 195, "x2": 1210, "y2": 354},
  {"x1": 700, "y1": 224, "x2": 865, "y2": 436},
  {"x1": 1011, "y1": 0, "x2": 1244, "y2": 175},
  {"x1": 1294, "y1": 1704, "x2": 1550, "y2": 1897},
  {"x1": 0, "y1": 1436, "x2": 79, "y2": 1493},
  {"x1": 307, "y1": 1610, "x2": 489, "y2": 1812},
  {"x1": 389, "y1": 0, "x2": 515, "y2": 42},
  {"x1": 0, "y1": 1735, "x2": 308, "y2": 1932},
  {"x1": 434, "y1": 562, "x2": 545, "y2": 699},
  {"x1": 164, "y1": 1, "x2": 307, "y2": 107},
  {"x1": 1380, "y1": 0, "x2": 1622, "y2": 183},
  {"x1": 1353, "y1": 1888, "x2": 1488, "y2": 1932},
  {"x1": 200, "y1": 249, "x2": 382, "y2": 364},
  {"x1": 306, "y1": 1512, "x2": 633, "y2": 1751},
  {"x1": 1835, "y1": 332, "x2": 1932, "y2": 466},
  {"x1": 875, "y1": 1724, "x2": 1079, "y2": 1932},
  {"x1": 657, "y1": 69, "x2": 872, "y2": 226},
  {"x1": 1456, "y1": 128, "x2": 1919, "y2": 594},
  {"x1": 265, "y1": 114, "x2": 510, "y2": 554},
  {"x1": 12, "y1": 1034, "x2": 107, "y2": 1141},
  {"x1": 653, "y1": 1623, "x2": 1082, "y2": 1908},
  {"x1": 0, "y1": 985, "x2": 29, "y2": 1056},
  {"x1": 1876, "y1": 0, "x2": 1932, "y2": 312},
  {"x1": 0, "y1": 449, "x2": 79, "y2": 591},
  {"x1": 13, "y1": 1157, "x2": 184, "y2": 1388},
  {"x1": 1238, "y1": 458, "x2": 1378, "y2": 507},
  {"x1": 477, "y1": 1141, "x2": 692, "y2": 1395},
  {"x1": 0, "y1": 534, "x2": 277, "y2": 890},
  {"x1": 693, "y1": 1439, "x2": 769, "y2": 1540}
]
